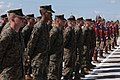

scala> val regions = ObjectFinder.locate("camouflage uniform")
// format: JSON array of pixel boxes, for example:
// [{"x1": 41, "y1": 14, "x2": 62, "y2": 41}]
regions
[
  {"x1": 1, "y1": 22, "x2": 10, "y2": 32},
  {"x1": 74, "y1": 26, "x2": 83, "y2": 79},
  {"x1": 0, "y1": 14, "x2": 8, "y2": 33},
  {"x1": 94, "y1": 24, "x2": 100, "y2": 62},
  {"x1": 89, "y1": 27, "x2": 96, "y2": 63},
  {"x1": 22, "y1": 25, "x2": 33, "y2": 76},
  {"x1": 26, "y1": 21, "x2": 49, "y2": 80},
  {"x1": 116, "y1": 24, "x2": 119, "y2": 39},
  {"x1": 47, "y1": 26, "x2": 63, "y2": 80},
  {"x1": 99, "y1": 26, "x2": 106, "y2": 57},
  {"x1": 63, "y1": 26, "x2": 76, "y2": 79},
  {"x1": 82, "y1": 27, "x2": 91, "y2": 68},
  {"x1": 114, "y1": 24, "x2": 119, "y2": 46},
  {"x1": 111, "y1": 25, "x2": 115, "y2": 48},
  {"x1": 0, "y1": 27, "x2": 24, "y2": 80},
  {"x1": 108, "y1": 25, "x2": 112, "y2": 51},
  {"x1": 104, "y1": 26, "x2": 109, "y2": 53},
  {"x1": 0, "y1": 25, "x2": 4, "y2": 33},
  {"x1": 22, "y1": 25, "x2": 33, "y2": 48}
]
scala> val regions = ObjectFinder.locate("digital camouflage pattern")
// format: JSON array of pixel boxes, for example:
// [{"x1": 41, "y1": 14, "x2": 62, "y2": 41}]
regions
[
  {"x1": 63, "y1": 26, "x2": 76, "y2": 79},
  {"x1": 48, "y1": 26, "x2": 64, "y2": 80},
  {"x1": 26, "y1": 21, "x2": 49, "y2": 80},
  {"x1": 0, "y1": 27, "x2": 24, "y2": 80},
  {"x1": 22, "y1": 25, "x2": 33, "y2": 48}
]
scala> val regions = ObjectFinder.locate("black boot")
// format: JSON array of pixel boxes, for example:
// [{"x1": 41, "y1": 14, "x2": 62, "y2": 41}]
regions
[{"x1": 99, "y1": 50, "x2": 105, "y2": 58}]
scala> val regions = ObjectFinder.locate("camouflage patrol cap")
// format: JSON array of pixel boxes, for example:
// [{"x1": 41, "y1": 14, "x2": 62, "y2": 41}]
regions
[
  {"x1": 85, "y1": 19, "x2": 92, "y2": 22},
  {"x1": 36, "y1": 16, "x2": 42, "y2": 22},
  {"x1": 102, "y1": 18, "x2": 105, "y2": 21},
  {"x1": 55, "y1": 14, "x2": 65, "y2": 20},
  {"x1": 92, "y1": 20, "x2": 95, "y2": 23},
  {"x1": 40, "y1": 5, "x2": 55, "y2": 13},
  {"x1": 77, "y1": 17, "x2": 84, "y2": 21},
  {"x1": 115, "y1": 20, "x2": 119, "y2": 23},
  {"x1": 116, "y1": 20, "x2": 119, "y2": 22},
  {"x1": 1, "y1": 14, "x2": 7, "y2": 18},
  {"x1": 36, "y1": 16, "x2": 42, "y2": 19},
  {"x1": 7, "y1": 9, "x2": 24, "y2": 17},
  {"x1": 26, "y1": 14, "x2": 34, "y2": 19},
  {"x1": 67, "y1": 15, "x2": 76, "y2": 21}
]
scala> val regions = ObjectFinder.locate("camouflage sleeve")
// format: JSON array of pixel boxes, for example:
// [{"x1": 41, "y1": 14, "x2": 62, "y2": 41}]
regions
[
  {"x1": 49, "y1": 28, "x2": 57, "y2": 55},
  {"x1": 82, "y1": 28, "x2": 88, "y2": 45},
  {"x1": 0, "y1": 26, "x2": 4, "y2": 33},
  {"x1": 82, "y1": 28, "x2": 86, "y2": 36},
  {"x1": 26, "y1": 24, "x2": 41, "y2": 56},
  {"x1": 64, "y1": 27, "x2": 70, "y2": 48},
  {"x1": 0, "y1": 31, "x2": 10, "y2": 64},
  {"x1": 117, "y1": 26, "x2": 119, "y2": 36},
  {"x1": 21, "y1": 26, "x2": 27, "y2": 37},
  {"x1": 76, "y1": 29, "x2": 84, "y2": 47}
]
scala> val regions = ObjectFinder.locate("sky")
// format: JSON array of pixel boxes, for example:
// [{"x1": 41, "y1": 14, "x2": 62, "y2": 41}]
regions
[{"x1": 0, "y1": 0, "x2": 120, "y2": 21}]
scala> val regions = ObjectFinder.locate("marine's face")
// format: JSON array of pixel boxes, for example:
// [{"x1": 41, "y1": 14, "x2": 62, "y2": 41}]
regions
[
  {"x1": 85, "y1": 21, "x2": 91, "y2": 27},
  {"x1": 29, "y1": 18, "x2": 35, "y2": 24},
  {"x1": 14, "y1": 15, "x2": 24, "y2": 28},
  {"x1": 59, "y1": 19, "x2": 65, "y2": 26},
  {"x1": 0, "y1": 19, "x2": 5, "y2": 25},
  {"x1": 63, "y1": 20, "x2": 67, "y2": 27},
  {"x1": 0, "y1": 18, "x2": 8, "y2": 26},
  {"x1": 80, "y1": 20, "x2": 84, "y2": 26},
  {"x1": 45, "y1": 12, "x2": 52, "y2": 20},
  {"x1": 54, "y1": 18, "x2": 64, "y2": 26},
  {"x1": 72, "y1": 20, "x2": 76, "y2": 26},
  {"x1": 47, "y1": 20, "x2": 52, "y2": 25},
  {"x1": 40, "y1": 9, "x2": 52, "y2": 20},
  {"x1": 67, "y1": 20, "x2": 72, "y2": 27},
  {"x1": 67, "y1": 20, "x2": 76, "y2": 27},
  {"x1": 23, "y1": 18, "x2": 28, "y2": 26},
  {"x1": 77, "y1": 20, "x2": 84, "y2": 27}
]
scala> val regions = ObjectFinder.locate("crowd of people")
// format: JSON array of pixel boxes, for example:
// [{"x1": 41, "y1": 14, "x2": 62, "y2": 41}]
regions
[{"x1": 0, "y1": 5, "x2": 119, "y2": 80}]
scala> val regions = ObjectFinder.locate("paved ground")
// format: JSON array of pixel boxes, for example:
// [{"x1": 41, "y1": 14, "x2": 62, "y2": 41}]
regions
[{"x1": 82, "y1": 38, "x2": 120, "y2": 80}]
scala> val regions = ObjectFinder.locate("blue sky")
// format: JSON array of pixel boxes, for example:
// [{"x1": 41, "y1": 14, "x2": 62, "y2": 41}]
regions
[{"x1": 0, "y1": 0, "x2": 120, "y2": 20}]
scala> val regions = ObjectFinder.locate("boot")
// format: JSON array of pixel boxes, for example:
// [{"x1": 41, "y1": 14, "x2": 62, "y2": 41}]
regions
[
  {"x1": 109, "y1": 44, "x2": 112, "y2": 51},
  {"x1": 81, "y1": 67, "x2": 89, "y2": 76},
  {"x1": 93, "y1": 50, "x2": 100, "y2": 63},
  {"x1": 25, "y1": 75, "x2": 33, "y2": 80},
  {"x1": 112, "y1": 42, "x2": 116, "y2": 49},
  {"x1": 99, "y1": 50, "x2": 105, "y2": 58},
  {"x1": 105, "y1": 46, "x2": 110, "y2": 54},
  {"x1": 114, "y1": 39, "x2": 118, "y2": 46}
]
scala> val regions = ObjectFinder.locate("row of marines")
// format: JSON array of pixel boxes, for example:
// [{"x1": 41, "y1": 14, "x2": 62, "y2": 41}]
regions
[{"x1": 0, "y1": 5, "x2": 119, "y2": 80}]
